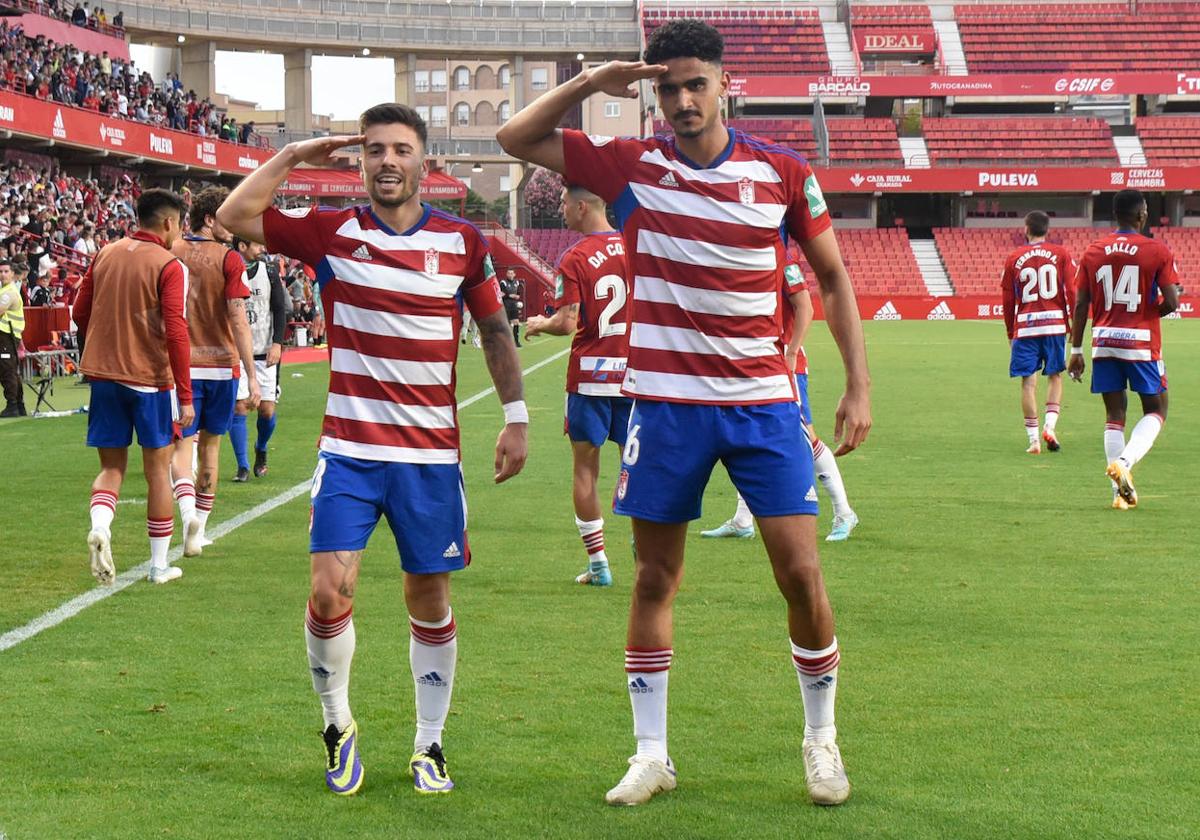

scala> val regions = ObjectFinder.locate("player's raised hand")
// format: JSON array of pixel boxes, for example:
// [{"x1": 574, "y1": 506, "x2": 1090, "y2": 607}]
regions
[
  {"x1": 587, "y1": 61, "x2": 669, "y2": 99},
  {"x1": 494, "y1": 422, "x2": 528, "y2": 483},
  {"x1": 1068, "y1": 353, "x2": 1086, "y2": 382},
  {"x1": 833, "y1": 389, "x2": 871, "y2": 456},
  {"x1": 286, "y1": 135, "x2": 366, "y2": 167}
]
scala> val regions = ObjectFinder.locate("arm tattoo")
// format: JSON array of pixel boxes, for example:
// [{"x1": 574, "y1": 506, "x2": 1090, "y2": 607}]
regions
[{"x1": 477, "y1": 309, "x2": 524, "y2": 404}]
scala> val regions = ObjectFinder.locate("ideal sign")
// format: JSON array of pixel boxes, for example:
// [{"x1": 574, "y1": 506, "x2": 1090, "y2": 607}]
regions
[{"x1": 854, "y1": 31, "x2": 934, "y2": 54}]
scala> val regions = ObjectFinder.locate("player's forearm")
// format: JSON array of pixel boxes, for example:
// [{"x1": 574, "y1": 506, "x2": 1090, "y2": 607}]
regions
[
  {"x1": 1158, "y1": 284, "x2": 1180, "y2": 316},
  {"x1": 791, "y1": 292, "x2": 814, "y2": 349},
  {"x1": 540, "y1": 306, "x2": 578, "y2": 336},
  {"x1": 227, "y1": 299, "x2": 257, "y2": 373},
  {"x1": 496, "y1": 71, "x2": 595, "y2": 160},
  {"x1": 216, "y1": 146, "x2": 299, "y2": 243},
  {"x1": 477, "y1": 309, "x2": 524, "y2": 405},
  {"x1": 1069, "y1": 299, "x2": 1090, "y2": 348},
  {"x1": 816, "y1": 270, "x2": 870, "y2": 389},
  {"x1": 270, "y1": 279, "x2": 288, "y2": 344}
]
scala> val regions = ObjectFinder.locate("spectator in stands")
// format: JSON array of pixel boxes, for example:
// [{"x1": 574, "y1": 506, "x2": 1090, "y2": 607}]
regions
[
  {"x1": 239, "y1": 120, "x2": 255, "y2": 145},
  {"x1": 112, "y1": 11, "x2": 122, "y2": 29},
  {"x1": 28, "y1": 270, "x2": 53, "y2": 307},
  {"x1": 71, "y1": 4, "x2": 85, "y2": 26},
  {"x1": 73, "y1": 224, "x2": 97, "y2": 256}
]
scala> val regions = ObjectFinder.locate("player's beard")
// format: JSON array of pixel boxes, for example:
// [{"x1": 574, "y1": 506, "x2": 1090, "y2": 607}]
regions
[
  {"x1": 367, "y1": 173, "x2": 419, "y2": 208},
  {"x1": 672, "y1": 110, "x2": 705, "y2": 140}
]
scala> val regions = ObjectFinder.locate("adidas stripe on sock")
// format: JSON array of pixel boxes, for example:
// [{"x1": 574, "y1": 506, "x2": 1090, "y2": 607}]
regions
[
  {"x1": 792, "y1": 638, "x2": 840, "y2": 744},
  {"x1": 576, "y1": 516, "x2": 608, "y2": 571},
  {"x1": 305, "y1": 602, "x2": 355, "y2": 731},
  {"x1": 147, "y1": 517, "x2": 173, "y2": 569},
  {"x1": 411, "y1": 611, "x2": 458, "y2": 751},
  {"x1": 626, "y1": 648, "x2": 672, "y2": 763}
]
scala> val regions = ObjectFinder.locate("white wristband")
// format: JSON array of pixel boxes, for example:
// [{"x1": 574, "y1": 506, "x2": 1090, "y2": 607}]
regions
[
  {"x1": 502, "y1": 400, "x2": 529, "y2": 425},
  {"x1": 1070, "y1": 347, "x2": 1084, "y2": 356}
]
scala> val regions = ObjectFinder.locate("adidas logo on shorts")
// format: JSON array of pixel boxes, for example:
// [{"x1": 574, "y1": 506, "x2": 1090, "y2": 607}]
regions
[
  {"x1": 442, "y1": 541, "x2": 461, "y2": 559},
  {"x1": 873, "y1": 301, "x2": 901, "y2": 321},
  {"x1": 927, "y1": 301, "x2": 955, "y2": 320},
  {"x1": 805, "y1": 485, "x2": 819, "y2": 502}
]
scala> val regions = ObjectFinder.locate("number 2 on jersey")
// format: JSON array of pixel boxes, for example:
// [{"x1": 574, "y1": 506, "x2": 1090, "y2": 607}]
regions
[
  {"x1": 1019, "y1": 264, "x2": 1058, "y2": 302},
  {"x1": 1096, "y1": 264, "x2": 1142, "y2": 312},
  {"x1": 594, "y1": 274, "x2": 628, "y2": 338}
]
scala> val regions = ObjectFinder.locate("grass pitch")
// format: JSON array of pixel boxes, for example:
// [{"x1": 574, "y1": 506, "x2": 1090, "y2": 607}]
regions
[{"x1": 1, "y1": 321, "x2": 1197, "y2": 839}]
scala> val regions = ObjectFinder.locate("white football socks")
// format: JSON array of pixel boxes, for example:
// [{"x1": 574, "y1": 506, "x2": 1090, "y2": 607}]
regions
[
  {"x1": 1119, "y1": 413, "x2": 1163, "y2": 468},
  {"x1": 732, "y1": 495, "x2": 754, "y2": 530},
  {"x1": 173, "y1": 477, "x2": 196, "y2": 520},
  {"x1": 90, "y1": 489, "x2": 117, "y2": 533},
  {"x1": 147, "y1": 518, "x2": 173, "y2": 570},
  {"x1": 410, "y1": 611, "x2": 458, "y2": 751},
  {"x1": 1044, "y1": 402, "x2": 1061, "y2": 433},
  {"x1": 625, "y1": 648, "x2": 671, "y2": 763},
  {"x1": 1024, "y1": 416, "x2": 1039, "y2": 446},
  {"x1": 812, "y1": 438, "x2": 852, "y2": 518},
  {"x1": 305, "y1": 603, "x2": 355, "y2": 731},
  {"x1": 576, "y1": 516, "x2": 609, "y2": 571},
  {"x1": 1105, "y1": 423, "x2": 1126, "y2": 495},
  {"x1": 791, "y1": 637, "x2": 840, "y2": 744}
]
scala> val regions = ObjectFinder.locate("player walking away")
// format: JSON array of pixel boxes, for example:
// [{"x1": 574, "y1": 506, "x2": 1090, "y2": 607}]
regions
[
  {"x1": 703, "y1": 256, "x2": 858, "y2": 542},
  {"x1": 73, "y1": 189, "x2": 195, "y2": 585},
  {"x1": 498, "y1": 19, "x2": 871, "y2": 807},
  {"x1": 500, "y1": 267, "x2": 524, "y2": 346},
  {"x1": 524, "y1": 184, "x2": 632, "y2": 586},
  {"x1": 1001, "y1": 211, "x2": 1076, "y2": 454},
  {"x1": 217, "y1": 103, "x2": 527, "y2": 797},
  {"x1": 229, "y1": 236, "x2": 288, "y2": 481},
  {"x1": 1068, "y1": 189, "x2": 1180, "y2": 509},
  {"x1": 169, "y1": 187, "x2": 260, "y2": 556}
]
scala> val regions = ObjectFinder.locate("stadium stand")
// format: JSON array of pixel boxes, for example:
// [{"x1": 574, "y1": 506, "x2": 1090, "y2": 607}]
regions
[
  {"x1": 826, "y1": 118, "x2": 903, "y2": 166},
  {"x1": 655, "y1": 119, "x2": 821, "y2": 159},
  {"x1": 922, "y1": 117, "x2": 1118, "y2": 165},
  {"x1": 0, "y1": 20, "x2": 265, "y2": 145},
  {"x1": 934, "y1": 226, "x2": 1104, "y2": 294},
  {"x1": 1150, "y1": 226, "x2": 1200, "y2": 287},
  {"x1": 516, "y1": 228, "x2": 584, "y2": 267},
  {"x1": 0, "y1": 0, "x2": 125, "y2": 38},
  {"x1": 1135, "y1": 116, "x2": 1200, "y2": 166},
  {"x1": 642, "y1": 6, "x2": 829, "y2": 75},
  {"x1": 837, "y1": 228, "x2": 926, "y2": 295},
  {"x1": 850, "y1": 4, "x2": 937, "y2": 47},
  {"x1": 955, "y1": 2, "x2": 1200, "y2": 72}
]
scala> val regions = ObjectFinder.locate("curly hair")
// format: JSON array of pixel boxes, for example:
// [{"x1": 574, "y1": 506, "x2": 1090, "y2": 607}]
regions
[
  {"x1": 644, "y1": 18, "x2": 724, "y2": 66},
  {"x1": 189, "y1": 185, "x2": 229, "y2": 233}
]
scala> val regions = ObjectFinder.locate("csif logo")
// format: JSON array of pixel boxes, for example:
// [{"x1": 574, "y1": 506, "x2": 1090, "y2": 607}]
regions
[{"x1": 1053, "y1": 77, "x2": 1115, "y2": 94}]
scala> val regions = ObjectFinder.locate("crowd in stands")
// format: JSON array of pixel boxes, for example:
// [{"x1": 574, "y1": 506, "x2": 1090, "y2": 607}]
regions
[
  {"x1": 0, "y1": 161, "x2": 138, "y2": 303},
  {"x1": 6, "y1": 0, "x2": 124, "y2": 36},
  {"x1": 0, "y1": 21, "x2": 265, "y2": 146}
]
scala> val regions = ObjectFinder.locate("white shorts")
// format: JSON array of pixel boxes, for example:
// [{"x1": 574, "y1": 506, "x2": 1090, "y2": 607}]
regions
[{"x1": 237, "y1": 360, "x2": 281, "y2": 402}]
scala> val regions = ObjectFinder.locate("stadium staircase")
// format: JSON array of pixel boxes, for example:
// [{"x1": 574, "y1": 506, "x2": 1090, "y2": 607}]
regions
[
  {"x1": 932, "y1": 19, "x2": 969, "y2": 75},
  {"x1": 899, "y1": 136, "x2": 931, "y2": 168},
  {"x1": 822, "y1": 21, "x2": 859, "y2": 76},
  {"x1": 483, "y1": 226, "x2": 557, "y2": 312},
  {"x1": 911, "y1": 239, "x2": 954, "y2": 296},
  {"x1": 1113, "y1": 135, "x2": 1149, "y2": 167}
]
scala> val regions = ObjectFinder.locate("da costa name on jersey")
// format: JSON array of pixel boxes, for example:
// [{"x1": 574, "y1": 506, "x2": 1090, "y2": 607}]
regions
[{"x1": 587, "y1": 239, "x2": 625, "y2": 269}]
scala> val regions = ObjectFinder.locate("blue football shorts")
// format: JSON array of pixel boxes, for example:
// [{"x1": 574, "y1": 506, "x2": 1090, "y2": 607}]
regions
[
  {"x1": 86, "y1": 380, "x2": 176, "y2": 449},
  {"x1": 1010, "y1": 334, "x2": 1067, "y2": 378},
  {"x1": 565, "y1": 392, "x2": 634, "y2": 448},
  {"x1": 181, "y1": 377, "x2": 237, "y2": 437},
  {"x1": 1091, "y1": 358, "x2": 1167, "y2": 396}
]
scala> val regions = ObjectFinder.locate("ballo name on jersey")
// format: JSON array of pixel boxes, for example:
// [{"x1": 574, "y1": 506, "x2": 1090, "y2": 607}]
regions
[
  {"x1": 1105, "y1": 241, "x2": 1139, "y2": 256},
  {"x1": 1014, "y1": 248, "x2": 1056, "y2": 269},
  {"x1": 587, "y1": 240, "x2": 625, "y2": 269},
  {"x1": 979, "y1": 172, "x2": 1039, "y2": 188}
]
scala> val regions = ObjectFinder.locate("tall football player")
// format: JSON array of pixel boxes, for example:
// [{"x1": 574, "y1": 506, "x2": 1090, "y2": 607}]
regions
[
  {"x1": 1068, "y1": 189, "x2": 1180, "y2": 508},
  {"x1": 1001, "y1": 211, "x2": 1076, "y2": 454},
  {"x1": 525, "y1": 185, "x2": 632, "y2": 585}
]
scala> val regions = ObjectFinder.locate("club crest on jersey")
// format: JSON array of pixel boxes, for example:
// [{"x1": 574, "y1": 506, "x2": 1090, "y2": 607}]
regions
[
  {"x1": 738, "y1": 177, "x2": 755, "y2": 206},
  {"x1": 424, "y1": 248, "x2": 440, "y2": 275}
]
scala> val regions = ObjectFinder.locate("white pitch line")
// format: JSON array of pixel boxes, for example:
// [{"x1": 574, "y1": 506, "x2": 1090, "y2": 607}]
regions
[{"x1": 0, "y1": 345, "x2": 571, "y2": 653}]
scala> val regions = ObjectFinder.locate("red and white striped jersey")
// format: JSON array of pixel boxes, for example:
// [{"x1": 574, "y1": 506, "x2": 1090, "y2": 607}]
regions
[
  {"x1": 263, "y1": 204, "x2": 503, "y2": 463},
  {"x1": 1076, "y1": 231, "x2": 1178, "y2": 362},
  {"x1": 554, "y1": 230, "x2": 631, "y2": 396},
  {"x1": 1000, "y1": 241, "x2": 1076, "y2": 340},
  {"x1": 563, "y1": 128, "x2": 832, "y2": 405}
]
